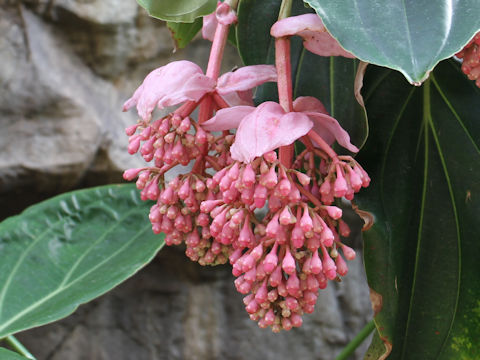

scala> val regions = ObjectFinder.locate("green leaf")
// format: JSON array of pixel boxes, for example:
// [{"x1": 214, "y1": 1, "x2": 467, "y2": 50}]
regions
[
  {"x1": 0, "y1": 184, "x2": 164, "y2": 338},
  {"x1": 167, "y1": 18, "x2": 203, "y2": 49},
  {"x1": 237, "y1": 0, "x2": 368, "y2": 149},
  {"x1": 304, "y1": 0, "x2": 480, "y2": 84},
  {"x1": 137, "y1": 0, "x2": 216, "y2": 23},
  {"x1": 358, "y1": 60, "x2": 480, "y2": 359},
  {"x1": 0, "y1": 348, "x2": 29, "y2": 360}
]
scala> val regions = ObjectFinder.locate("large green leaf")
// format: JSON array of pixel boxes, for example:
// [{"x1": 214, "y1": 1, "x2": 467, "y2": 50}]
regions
[
  {"x1": 137, "y1": 0, "x2": 216, "y2": 22},
  {"x1": 358, "y1": 60, "x2": 480, "y2": 359},
  {"x1": 0, "y1": 348, "x2": 29, "y2": 360},
  {"x1": 304, "y1": 0, "x2": 480, "y2": 84},
  {"x1": 0, "y1": 184, "x2": 164, "y2": 338},
  {"x1": 167, "y1": 18, "x2": 203, "y2": 50},
  {"x1": 237, "y1": 0, "x2": 368, "y2": 149}
]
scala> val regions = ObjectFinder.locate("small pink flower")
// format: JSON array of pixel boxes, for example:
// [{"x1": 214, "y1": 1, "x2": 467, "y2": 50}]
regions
[
  {"x1": 271, "y1": 14, "x2": 355, "y2": 58},
  {"x1": 123, "y1": 61, "x2": 277, "y2": 121}
]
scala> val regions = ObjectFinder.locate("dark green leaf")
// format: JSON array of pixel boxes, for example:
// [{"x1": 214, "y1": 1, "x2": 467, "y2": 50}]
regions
[
  {"x1": 167, "y1": 18, "x2": 203, "y2": 49},
  {"x1": 358, "y1": 60, "x2": 480, "y2": 359},
  {"x1": 0, "y1": 184, "x2": 164, "y2": 338},
  {"x1": 304, "y1": 0, "x2": 480, "y2": 84},
  {"x1": 237, "y1": 0, "x2": 368, "y2": 149},
  {"x1": 0, "y1": 348, "x2": 29, "y2": 360},
  {"x1": 137, "y1": 0, "x2": 216, "y2": 22}
]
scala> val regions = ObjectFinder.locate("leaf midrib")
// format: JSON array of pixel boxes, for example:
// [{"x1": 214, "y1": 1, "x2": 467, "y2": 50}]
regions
[{"x1": 0, "y1": 223, "x2": 153, "y2": 336}]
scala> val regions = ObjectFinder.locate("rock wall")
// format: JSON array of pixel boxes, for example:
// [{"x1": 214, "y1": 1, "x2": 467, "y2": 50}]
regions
[{"x1": 0, "y1": 1, "x2": 373, "y2": 359}]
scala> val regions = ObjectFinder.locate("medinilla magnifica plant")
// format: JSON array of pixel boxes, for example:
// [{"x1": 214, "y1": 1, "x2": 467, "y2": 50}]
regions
[{"x1": 1, "y1": 0, "x2": 479, "y2": 359}]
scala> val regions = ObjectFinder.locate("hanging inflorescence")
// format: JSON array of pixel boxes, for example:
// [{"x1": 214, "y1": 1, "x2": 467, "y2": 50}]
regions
[{"x1": 122, "y1": 2, "x2": 370, "y2": 331}]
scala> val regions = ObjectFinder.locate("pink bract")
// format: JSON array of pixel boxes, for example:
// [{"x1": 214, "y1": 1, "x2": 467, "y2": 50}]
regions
[
  {"x1": 293, "y1": 96, "x2": 359, "y2": 153},
  {"x1": 271, "y1": 14, "x2": 355, "y2": 59},
  {"x1": 123, "y1": 61, "x2": 215, "y2": 121},
  {"x1": 123, "y1": 61, "x2": 277, "y2": 121},
  {"x1": 230, "y1": 102, "x2": 313, "y2": 163}
]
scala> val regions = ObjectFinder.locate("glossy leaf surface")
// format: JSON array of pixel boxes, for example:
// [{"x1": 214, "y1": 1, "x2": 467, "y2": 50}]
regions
[
  {"x1": 304, "y1": 0, "x2": 480, "y2": 84},
  {"x1": 0, "y1": 348, "x2": 29, "y2": 360},
  {"x1": 167, "y1": 18, "x2": 203, "y2": 49},
  {"x1": 137, "y1": 0, "x2": 216, "y2": 22},
  {"x1": 0, "y1": 185, "x2": 164, "y2": 338},
  {"x1": 236, "y1": 0, "x2": 368, "y2": 149},
  {"x1": 358, "y1": 60, "x2": 480, "y2": 359}
]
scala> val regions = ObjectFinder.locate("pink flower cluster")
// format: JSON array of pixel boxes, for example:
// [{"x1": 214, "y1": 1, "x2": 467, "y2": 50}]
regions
[
  {"x1": 122, "y1": 5, "x2": 369, "y2": 331},
  {"x1": 456, "y1": 32, "x2": 480, "y2": 87}
]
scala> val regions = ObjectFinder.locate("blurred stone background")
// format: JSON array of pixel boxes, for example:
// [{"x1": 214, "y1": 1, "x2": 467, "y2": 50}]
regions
[{"x1": 0, "y1": 1, "x2": 372, "y2": 359}]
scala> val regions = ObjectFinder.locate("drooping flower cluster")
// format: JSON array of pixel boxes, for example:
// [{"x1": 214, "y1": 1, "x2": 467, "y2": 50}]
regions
[
  {"x1": 122, "y1": 4, "x2": 370, "y2": 331},
  {"x1": 456, "y1": 32, "x2": 480, "y2": 87}
]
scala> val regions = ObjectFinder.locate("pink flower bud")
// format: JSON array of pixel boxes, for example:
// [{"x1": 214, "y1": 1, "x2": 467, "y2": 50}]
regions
[
  {"x1": 291, "y1": 224, "x2": 305, "y2": 248},
  {"x1": 322, "y1": 248, "x2": 337, "y2": 280},
  {"x1": 178, "y1": 117, "x2": 191, "y2": 133},
  {"x1": 264, "y1": 309, "x2": 275, "y2": 325},
  {"x1": 160, "y1": 186, "x2": 175, "y2": 205},
  {"x1": 229, "y1": 248, "x2": 243, "y2": 265},
  {"x1": 286, "y1": 272, "x2": 300, "y2": 297},
  {"x1": 334, "y1": 171, "x2": 348, "y2": 198},
  {"x1": 196, "y1": 213, "x2": 210, "y2": 227},
  {"x1": 261, "y1": 165, "x2": 278, "y2": 189},
  {"x1": 268, "y1": 265, "x2": 283, "y2": 287},
  {"x1": 255, "y1": 280, "x2": 268, "y2": 304},
  {"x1": 242, "y1": 163, "x2": 256, "y2": 188},
  {"x1": 219, "y1": 173, "x2": 233, "y2": 192},
  {"x1": 186, "y1": 231, "x2": 200, "y2": 247},
  {"x1": 253, "y1": 184, "x2": 268, "y2": 208},
  {"x1": 231, "y1": 209, "x2": 245, "y2": 225},
  {"x1": 227, "y1": 162, "x2": 240, "y2": 180},
  {"x1": 304, "y1": 291, "x2": 317, "y2": 305},
  {"x1": 290, "y1": 314, "x2": 303, "y2": 328},
  {"x1": 263, "y1": 242, "x2": 279, "y2": 272},
  {"x1": 341, "y1": 244, "x2": 356, "y2": 260},
  {"x1": 335, "y1": 254, "x2": 348, "y2": 276},
  {"x1": 251, "y1": 243, "x2": 263, "y2": 260},
  {"x1": 279, "y1": 206, "x2": 293, "y2": 226},
  {"x1": 238, "y1": 218, "x2": 254, "y2": 247},
  {"x1": 140, "y1": 126, "x2": 152, "y2": 140},
  {"x1": 306, "y1": 274, "x2": 319, "y2": 292},
  {"x1": 266, "y1": 213, "x2": 280, "y2": 238},
  {"x1": 240, "y1": 187, "x2": 254, "y2": 205},
  {"x1": 200, "y1": 200, "x2": 223, "y2": 213},
  {"x1": 244, "y1": 266, "x2": 257, "y2": 283},
  {"x1": 338, "y1": 219, "x2": 351, "y2": 237},
  {"x1": 128, "y1": 136, "x2": 141, "y2": 154},
  {"x1": 285, "y1": 296, "x2": 299, "y2": 311},
  {"x1": 324, "y1": 206, "x2": 342, "y2": 220},
  {"x1": 178, "y1": 178, "x2": 191, "y2": 200},
  {"x1": 195, "y1": 126, "x2": 207, "y2": 144},
  {"x1": 277, "y1": 178, "x2": 291, "y2": 197},
  {"x1": 321, "y1": 226, "x2": 334, "y2": 247},
  {"x1": 295, "y1": 171, "x2": 311, "y2": 186},
  {"x1": 263, "y1": 151, "x2": 277, "y2": 163},
  {"x1": 282, "y1": 248, "x2": 296, "y2": 275},
  {"x1": 123, "y1": 168, "x2": 143, "y2": 181},
  {"x1": 311, "y1": 251, "x2": 322, "y2": 274},
  {"x1": 300, "y1": 207, "x2": 313, "y2": 233},
  {"x1": 125, "y1": 124, "x2": 139, "y2": 136}
]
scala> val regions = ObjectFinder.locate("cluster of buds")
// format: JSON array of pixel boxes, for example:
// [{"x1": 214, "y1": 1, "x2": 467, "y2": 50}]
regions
[
  {"x1": 456, "y1": 32, "x2": 480, "y2": 87},
  {"x1": 122, "y1": 3, "x2": 370, "y2": 331},
  {"x1": 197, "y1": 143, "x2": 368, "y2": 330}
]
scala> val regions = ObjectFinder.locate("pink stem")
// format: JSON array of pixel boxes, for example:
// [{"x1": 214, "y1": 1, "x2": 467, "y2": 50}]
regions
[
  {"x1": 276, "y1": 37, "x2": 294, "y2": 168},
  {"x1": 174, "y1": 100, "x2": 200, "y2": 118},
  {"x1": 212, "y1": 92, "x2": 230, "y2": 109},
  {"x1": 307, "y1": 130, "x2": 339, "y2": 162},
  {"x1": 206, "y1": 23, "x2": 230, "y2": 80}
]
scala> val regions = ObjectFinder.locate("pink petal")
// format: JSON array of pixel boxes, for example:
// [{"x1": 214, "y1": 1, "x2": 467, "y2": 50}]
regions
[
  {"x1": 216, "y1": 65, "x2": 277, "y2": 94},
  {"x1": 221, "y1": 90, "x2": 255, "y2": 106},
  {"x1": 230, "y1": 102, "x2": 313, "y2": 163},
  {"x1": 304, "y1": 111, "x2": 359, "y2": 153},
  {"x1": 202, "y1": 12, "x2": 217, "y2": 41},
  {"x1": 293, "y1": 96, "x2": 328, "y2": 114},
  {"x1": 123, "y1": 61, "x2": 215, "y2": 121},
  {"x1": 271, "y1": 14, "x2": 355, "y2": 58},
  {"x1": 202, "y1": 106, "x2": 256, "y2": 131}
]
